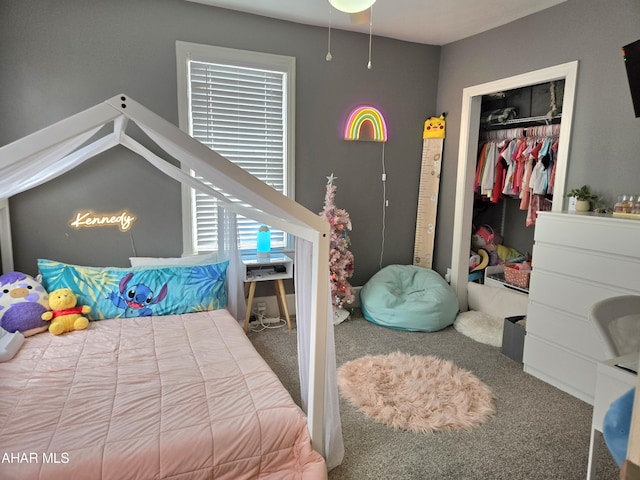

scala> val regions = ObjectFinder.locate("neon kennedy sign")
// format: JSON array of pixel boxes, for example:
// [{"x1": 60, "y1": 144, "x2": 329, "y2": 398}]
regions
[{"x1": 70, "y1": 210, "x2": 136, "y2": 232}]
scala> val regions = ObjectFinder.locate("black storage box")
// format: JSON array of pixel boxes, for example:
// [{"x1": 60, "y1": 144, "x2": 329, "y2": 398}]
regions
[{"x1": 501, "y1": 315, "x2": 526, "y2": 363}]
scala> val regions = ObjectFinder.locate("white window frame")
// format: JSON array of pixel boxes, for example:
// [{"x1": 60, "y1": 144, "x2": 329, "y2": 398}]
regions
[{"x1": 176, "y1": 40, "x2": 296, "y2": 255}]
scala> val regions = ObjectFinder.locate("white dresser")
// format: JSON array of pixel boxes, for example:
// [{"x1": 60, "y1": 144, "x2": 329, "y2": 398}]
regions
[{"x1": 523, "y1": 211, "x2": 640, "y2": 404}]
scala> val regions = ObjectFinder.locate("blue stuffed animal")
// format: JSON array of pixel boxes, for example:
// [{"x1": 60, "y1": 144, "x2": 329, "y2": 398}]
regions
[{"x1": 603, "y1": 388, "x2": 635, "y2": 467}]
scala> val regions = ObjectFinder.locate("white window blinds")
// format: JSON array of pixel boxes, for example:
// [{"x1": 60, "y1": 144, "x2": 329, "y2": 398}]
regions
[{"x1": 178, "y1": 43, "x2": 294, "y2": 253}]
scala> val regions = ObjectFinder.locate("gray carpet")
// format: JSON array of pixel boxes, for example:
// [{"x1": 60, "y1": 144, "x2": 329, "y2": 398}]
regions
[{"x1": 248, "y1": 311, "x2": 620, "y2": 480}]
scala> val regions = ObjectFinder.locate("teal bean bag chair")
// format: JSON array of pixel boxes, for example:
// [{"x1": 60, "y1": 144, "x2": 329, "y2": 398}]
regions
[{"x1": 360, "y1": 265, "x2": 459, "y2": 332}]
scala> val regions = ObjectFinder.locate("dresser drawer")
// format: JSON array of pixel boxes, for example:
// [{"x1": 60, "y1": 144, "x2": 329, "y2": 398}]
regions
[
  {"x1": 535, "y1": 212, "x2": 640, "y2": 257},
  {"x1": 526, "y1": 302, "x2": 608, "y2": 360},
  {"x1": 528, "y1": 270, "x2": 630, "y2": 319},
  {"x1": 523, "y1": 335, "x2": 597, "y2": 403},
  {"x1": 532, "y1": 243, "x2": 640, "y2": 291}
]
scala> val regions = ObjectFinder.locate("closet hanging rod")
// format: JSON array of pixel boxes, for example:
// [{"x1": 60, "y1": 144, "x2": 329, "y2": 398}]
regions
[{"x1": 481, "y1": 123, "x2": 561, "y2": 141}]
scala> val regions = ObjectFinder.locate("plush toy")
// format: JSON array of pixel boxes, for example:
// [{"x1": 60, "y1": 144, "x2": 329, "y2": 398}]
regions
[
  {"x1": 42, "y1": 288, "x2": 90, "y2": 335},
  {"x1": 423, "y1": 114, "x2": 446, "y2": 139},
  {"x1": 603, "y1": 388, "x2": 635, "y2": 467},
  {"x1": 469, "y1": 248, "x2": 490, "y2": 272},
  {"x1": 472, "y1": 225, "x2": 500, "y2": 265},
  {"x1": 0, "y1": 271, "x2": 50, "y2": 336},
  {"x1": 472, "y1": 224, "x2": 496, "y2": 249},
  {"x1": 472, "y1": 224, "x2": 525, "y2": 265}
]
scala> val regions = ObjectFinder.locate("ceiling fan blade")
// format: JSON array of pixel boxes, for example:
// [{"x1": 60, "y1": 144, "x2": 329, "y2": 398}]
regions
[{"x1": 349, "y1": 9, "x2": 370, "y2": 25}]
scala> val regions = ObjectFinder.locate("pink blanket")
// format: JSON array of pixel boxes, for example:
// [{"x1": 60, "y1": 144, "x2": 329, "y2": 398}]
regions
[{"x1": 0, "y1": 310, "x2": 326, "y2": 479}]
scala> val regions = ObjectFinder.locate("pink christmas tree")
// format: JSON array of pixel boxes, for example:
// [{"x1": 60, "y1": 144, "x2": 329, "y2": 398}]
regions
[{"x1": 320, "y1": 174, "x2": 355, "y2": 319}]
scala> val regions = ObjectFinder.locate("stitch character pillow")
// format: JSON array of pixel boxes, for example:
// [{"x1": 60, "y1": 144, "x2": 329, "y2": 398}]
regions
[
  {"x1": 42, "y1": 288, "x2": 90, "y2": 335},
  {"x1": 108, "y1": 272, "x2": 168, "y2": 317},
  {"x1": 38, "y1": 259, "x2": 229, "y2": 320},
  {"x1": 0, "y1": 271, "x2": 50, "y2": 336}
]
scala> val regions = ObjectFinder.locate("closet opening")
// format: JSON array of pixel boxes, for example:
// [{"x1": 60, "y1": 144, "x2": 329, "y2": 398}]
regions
[
  {"x1": 475, "y1": 80, "x2": 565, "y2": 268},
  {"x1": 450, "y1": 61, "x2": 579, "y2": 310}
]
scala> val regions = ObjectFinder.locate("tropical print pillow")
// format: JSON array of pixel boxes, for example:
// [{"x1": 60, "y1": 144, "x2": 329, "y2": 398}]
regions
[{"x1": 37, "y1": 258, "x2": 228, "y2": 320}]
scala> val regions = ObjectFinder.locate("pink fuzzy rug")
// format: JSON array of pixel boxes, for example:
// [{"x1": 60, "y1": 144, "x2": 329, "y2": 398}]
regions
[{"x1": 337, "y1": 352, "x2": 495, "y2": 433}]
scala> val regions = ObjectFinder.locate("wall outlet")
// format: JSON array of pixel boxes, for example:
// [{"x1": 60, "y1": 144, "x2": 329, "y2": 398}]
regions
[{"x1": 256, "y1": 302, "x2": 266, "y2": 313}]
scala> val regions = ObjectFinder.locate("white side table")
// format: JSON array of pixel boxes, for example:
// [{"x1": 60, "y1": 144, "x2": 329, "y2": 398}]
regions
[
  {"x1": 241, "y1": 253, "x2": 294, "y2": 332},
  {"x1": 587, "y1": 354, "x2": 637, "y2": 479}
]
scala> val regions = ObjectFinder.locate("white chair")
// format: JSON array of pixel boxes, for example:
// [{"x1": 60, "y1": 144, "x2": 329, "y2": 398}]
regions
[
  {"x1": 589, "y1": 295, "x2": 640, "y2": 358},
  {"x1": 586, "y1": 295, "x2": 640, "y2": 479}
]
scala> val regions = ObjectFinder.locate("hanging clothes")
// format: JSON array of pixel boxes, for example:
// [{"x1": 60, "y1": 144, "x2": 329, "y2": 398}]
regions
[{"x1": 475, "y1": 124, "x2": 560, "y2": 227}]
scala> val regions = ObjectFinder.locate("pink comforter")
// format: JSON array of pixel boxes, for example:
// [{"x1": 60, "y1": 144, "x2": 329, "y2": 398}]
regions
[{"x1": 0, "y1": 310, "x2": 326, "y2": 479}]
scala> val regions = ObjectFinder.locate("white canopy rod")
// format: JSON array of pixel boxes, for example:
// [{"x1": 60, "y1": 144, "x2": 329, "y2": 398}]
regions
[{"x1": 0, "y1": 94, "x2": 334, "y2": 461}]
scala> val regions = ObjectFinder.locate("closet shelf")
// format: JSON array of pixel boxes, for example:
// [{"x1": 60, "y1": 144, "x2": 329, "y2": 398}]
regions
[{"x1": 483, "y1": 114, "x2": 562, "y2": 130}]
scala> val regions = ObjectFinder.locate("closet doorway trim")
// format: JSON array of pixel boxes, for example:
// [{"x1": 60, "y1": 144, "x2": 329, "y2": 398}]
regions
[{"x1": 450, "y1": 61, "x2": 579, "y2": 310}]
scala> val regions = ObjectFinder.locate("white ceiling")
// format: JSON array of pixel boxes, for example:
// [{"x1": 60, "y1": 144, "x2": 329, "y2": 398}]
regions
[{"x1": 187, "y1": 0, "x2": 567, "y2": 45}]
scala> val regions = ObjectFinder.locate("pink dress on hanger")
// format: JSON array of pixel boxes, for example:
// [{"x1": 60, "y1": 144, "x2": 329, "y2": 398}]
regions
[
  {"x1": 513, "y1": 139, "x2": 528, "y2": 196},
  {"x1": 519, "y1": 140, "x2": 536, "y2": 210}
]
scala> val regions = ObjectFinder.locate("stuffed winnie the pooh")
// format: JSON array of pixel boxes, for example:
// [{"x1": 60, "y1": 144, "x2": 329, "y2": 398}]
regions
[{"x1": 41, "y1": 288, "x2": 90, "y2": 335}]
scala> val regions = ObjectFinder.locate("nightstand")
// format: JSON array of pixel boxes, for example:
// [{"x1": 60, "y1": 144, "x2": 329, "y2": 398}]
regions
[{"x1": 242, "y1": 253, "x2": 294, "y2": 332}]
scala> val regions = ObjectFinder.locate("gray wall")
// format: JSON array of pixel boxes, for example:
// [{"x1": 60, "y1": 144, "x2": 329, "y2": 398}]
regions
[
  {"x1": 434, "y1": 0, "x2": 640, "y2": 275},
  {"x1": 0, "y1": 0, "x2": 440, "y2": 286},
  {"x1": 5, "y1": 0, "x2": 639, "y2": 286}
]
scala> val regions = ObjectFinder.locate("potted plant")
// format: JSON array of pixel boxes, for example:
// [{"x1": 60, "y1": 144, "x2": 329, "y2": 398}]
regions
[{"x1": 567, "y1": 185, "x2": 600, "y2": 212}]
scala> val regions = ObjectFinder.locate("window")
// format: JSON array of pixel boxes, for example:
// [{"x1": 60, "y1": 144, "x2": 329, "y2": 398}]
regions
[{"x1": 176, "y1": 41, "x2": 295, "y2": 254}]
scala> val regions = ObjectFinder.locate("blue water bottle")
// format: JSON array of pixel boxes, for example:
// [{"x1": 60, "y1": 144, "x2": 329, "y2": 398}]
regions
[{"x1": 257, "y1": 225, "x2": 271, "y2": 258}]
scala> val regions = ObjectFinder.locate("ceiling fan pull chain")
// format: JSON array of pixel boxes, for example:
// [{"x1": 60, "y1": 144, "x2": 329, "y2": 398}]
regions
[
  {"x1": 367, "y1": 6, "x2": 373, "y2": 69},
  {"x1": 326, "y1": 4, "x2": 333, "y2": 61}
]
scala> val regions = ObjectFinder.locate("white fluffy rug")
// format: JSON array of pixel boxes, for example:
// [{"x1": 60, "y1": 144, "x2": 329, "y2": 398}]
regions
[
  {"x1": 337, "y1": 352, "x2": 495, "y2": 433},
  {"x1": 453, "y1": 310, "x2": 504, "y2": 347}
]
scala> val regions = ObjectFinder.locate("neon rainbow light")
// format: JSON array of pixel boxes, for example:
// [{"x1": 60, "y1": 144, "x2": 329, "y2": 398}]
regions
[{"x1": 344, "y1": 106, "x2": 388, "y2": 142}]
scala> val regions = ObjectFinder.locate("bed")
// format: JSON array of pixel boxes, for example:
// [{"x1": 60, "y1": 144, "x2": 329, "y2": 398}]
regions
[
  {"x1": 0, "y1": 309, "x2": 326, "y2": 479},
  {"x1": 0, "y1": 94, "x2": 344, "y2": 475}
]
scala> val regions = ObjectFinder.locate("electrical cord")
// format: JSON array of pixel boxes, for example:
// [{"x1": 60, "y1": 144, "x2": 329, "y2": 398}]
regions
[
  {"x1": 248, "y1": 308, "x2": 286, "y2": 332},
  {"x1": 379, "y1": 142, "x2": 386, "y2": 270},
  {"x1": 129, "y1": 229, "x2": 137, "y2": 257}
]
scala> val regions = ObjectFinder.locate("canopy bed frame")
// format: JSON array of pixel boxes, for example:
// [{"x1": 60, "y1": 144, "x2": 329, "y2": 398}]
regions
[{"x1": 0, "y1": 94, "x2": 342, "y2": 470}]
